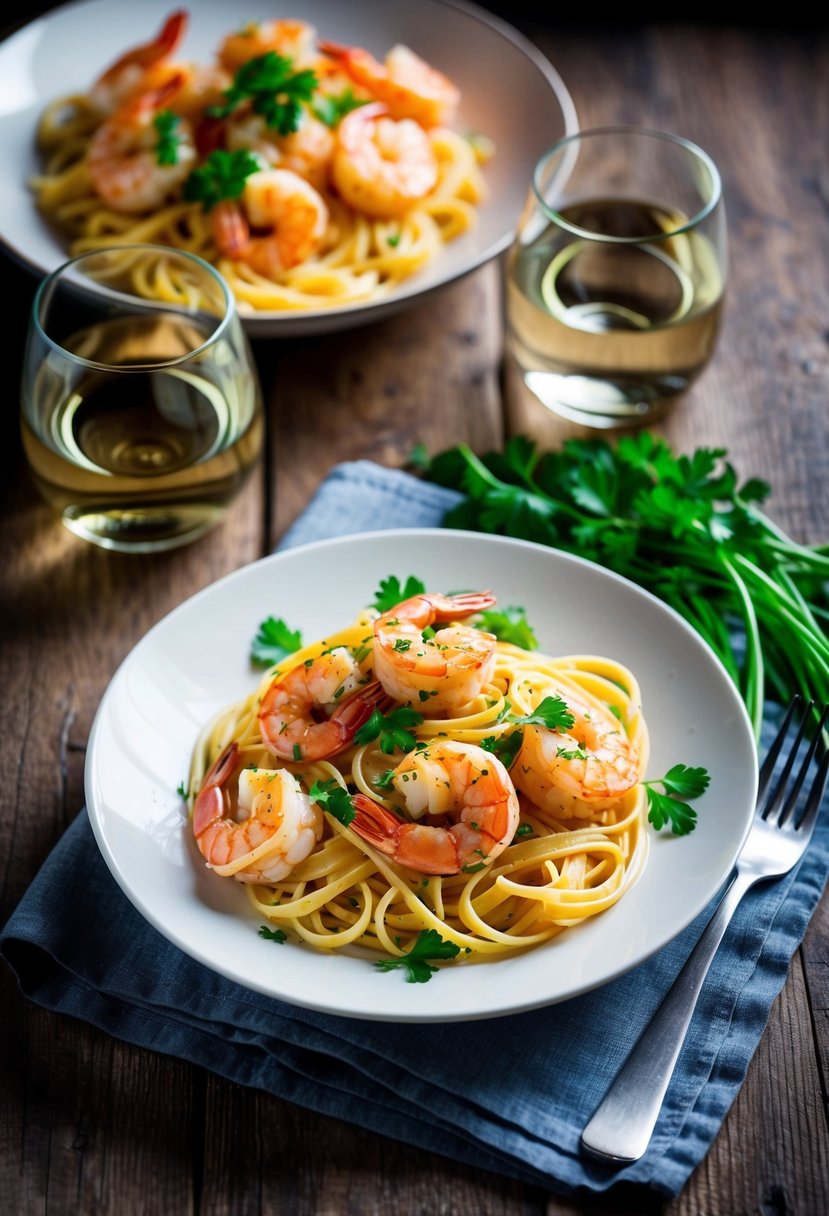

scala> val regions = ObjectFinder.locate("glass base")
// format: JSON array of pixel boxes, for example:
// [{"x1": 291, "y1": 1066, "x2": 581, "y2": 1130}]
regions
[
  {"x1": 62, "y1": 503, "x2": 223, "y2": 553},
  {"x1": 523, "y1": 370, "x2": 681, "y2": 428}
]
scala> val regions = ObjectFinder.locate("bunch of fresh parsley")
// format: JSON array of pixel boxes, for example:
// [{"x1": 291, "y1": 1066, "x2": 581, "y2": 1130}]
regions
[{"x1": 416, "y1": 433, "x2": 829, "y2": 744}]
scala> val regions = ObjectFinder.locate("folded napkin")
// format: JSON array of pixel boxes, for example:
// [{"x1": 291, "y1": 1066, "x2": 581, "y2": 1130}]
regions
[{"x1": 3, "y1": 460, "x2": 828, "y2": 1200}]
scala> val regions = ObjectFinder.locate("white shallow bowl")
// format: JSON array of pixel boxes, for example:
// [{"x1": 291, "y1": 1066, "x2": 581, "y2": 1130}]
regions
[
  {"x1": 0, "y1": 0, "x2": 577, "y2": 336},
  {"x1": 85, "y1": 529, "x2": 758, "y2": 1023}
]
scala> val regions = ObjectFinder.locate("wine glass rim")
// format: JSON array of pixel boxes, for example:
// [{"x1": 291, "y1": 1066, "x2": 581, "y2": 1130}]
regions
[
  {"x1": 32, "y1": 244, "x2": 236, "y2": 371},
  {"x1": 531, "y1": 125, "x2": 723, "y2": 242}
]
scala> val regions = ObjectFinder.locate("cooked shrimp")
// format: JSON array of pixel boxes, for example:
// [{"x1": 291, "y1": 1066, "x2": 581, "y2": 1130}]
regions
[
  {"x1": 373, "y1": 590, "x2": 496, "y2": 712},
  {"x1": 225, "y1": 112, "x2": 334, "y2": 191},
  {"x1": 513, "y1": 687, "x2": 640, "y2": 817},
  {"x1": 258, "y1": 647, "x2": 390, "y2": 762},
  {"x1": 87, "y1": 74, "x2": 196, "y2": 213},
  {"x1": 319, "y1": 41, "x2": 460, "y2": 128},
  {"x1": 90, "y1": 10, "x2": 189, "y2": 115},
  {"x1": 211, "y1": 168, "x2": 328, "y2": 275},
  {"x1": 329, "y1": 102, "x2": 438, "y2": 219},
  {"x1": 351, "y1": 740, "x2": 519, "y2": 875},
  {"x1": 192, "y1": 743, "x2": 323, "y2": 884},
  {"x1": 219, "y1": 19, "x2": 317, "y2": 73}
]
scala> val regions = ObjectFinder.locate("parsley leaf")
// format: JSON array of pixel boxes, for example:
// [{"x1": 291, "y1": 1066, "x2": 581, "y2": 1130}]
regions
[
  {"x1": 176, "y1": 780, "x2": 189, "y2": 799},
  {"x1": 310, "y1": 86, "x2": 368, "y2": 127},
  {"x1": 258, "y1": 925, "x2": 287, "y2": 943},
  {"x1": 209, "y1": 52, "x2": 318, "y2": 135},
  {"x1": 371, "y1": 574, "x2": 426, "y2": 613},
  {"x1": 153, "y1": 110, "x2": 182, "y2": 165},
  {"x1": 250, "y1": 616, "x2": 303, "y2": 668},
  {"x1": 309, "y1": 779, "x2": 356, "y2": 826},
  {"x1": 480, "y1": 731, "x2": 523, "y2": 768},
  {"x1": 509, "y1": 695, "x2": 575, "y2": 732},
  {"x1": 475, "y1": 605, "x2": 538, "y2": 650},
  {"x1": 183, "y1": 148, "x2": 260, "y2": 211},
  {"x1": 374, "y1": 929, "x2": 461, "y2": 982},
  {"x1": 354, "y1": 706, "x2": 424, "y2": 754},
  {"x1": 644, "y1": 764, "x2": 710, "y2": 835}
]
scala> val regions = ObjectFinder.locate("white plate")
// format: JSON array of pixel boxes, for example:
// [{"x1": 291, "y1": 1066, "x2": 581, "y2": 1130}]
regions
[
  {"x1": 85, "y1": 529, "x2": 758, "y2": 1022},
  {"x1": 0, "y1": 0, "x2": 577, "y2": 336}
]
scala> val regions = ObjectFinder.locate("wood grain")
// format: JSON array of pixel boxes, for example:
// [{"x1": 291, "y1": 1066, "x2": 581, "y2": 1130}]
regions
[{"x1": 1, "y1": 15, "x2": 827, "y2": 1216}]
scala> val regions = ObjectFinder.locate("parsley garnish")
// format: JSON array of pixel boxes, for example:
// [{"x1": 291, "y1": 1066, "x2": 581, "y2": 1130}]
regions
[
  {"x1": 480, "y1": 731, "x2": 523, "y2": 768},
  {"x1": 374, "y1": 768, "x2": 397, "y2": 790},
  {"x1": 250, "y1": 616, "x2": 303, "y2": 667},
  {"x1": 154, "y1": 110, "x2": 182, "y2": 165},
  {"x1": 374, "y1": 929, "x2": 461, "y2": 982},
  {"x1": 258, "y1": 925, "x2": 287, "y2": 943},
  {"x1": 208, "y1": 52, "x2": 318, "y2": 135},
  {"x1": 310, "y1": 85, "x2": 367, "y2": 127},
  {"x1": 509, "y1": 695, "x2": 575, "y2": 732},
  {"x1": 354, "y1": 706, "x2": 424, "y2": 754},
  {"x1": 644, "y1": 764, "x2": 710, "y2": 835},
  {"x1": 387, "y1": 232, "x2": 401, "y2": 247},
  {"x1": 372, "y1": 575, "x2": 426, "y2": 613},
  {"x1": 176, "y1": 780, "x2": 189, "y2": 799},
  {"x1": 309, "y1": 779, "x2": 356, "y2": 826},
  {"x1": 183, "y1": 148, "x2": 260, "y2": 212},
  {"x1": 475, "y1": 605, "x2": 538, "y2": 650}
]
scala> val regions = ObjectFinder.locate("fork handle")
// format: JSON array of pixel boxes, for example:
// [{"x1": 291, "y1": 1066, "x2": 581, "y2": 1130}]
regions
[{"x1": 581, "y1": 867, "x2": 755, "y2": 1164}]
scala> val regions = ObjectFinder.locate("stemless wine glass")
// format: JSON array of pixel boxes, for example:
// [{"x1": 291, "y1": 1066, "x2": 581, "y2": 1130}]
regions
[
  {"x1": 21, "y1": 244, "x2": 264, "y2": 552},
  {"x1": 506, "y1": 126, "x2": 727, "y2": 427}
]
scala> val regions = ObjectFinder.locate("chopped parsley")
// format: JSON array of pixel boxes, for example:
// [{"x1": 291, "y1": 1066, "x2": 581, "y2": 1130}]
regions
[
  {"x1": 354, "y1": 706, "x2": 424, "y2": 754},
  {"x1": 310, "y1": 85, "x2": 368, "y2": 127},
  {"x1": 309, "y1": 779, "x2": 356, "y2": 826},
  {"x1": 208, "y1": 51, "x2": 318, "y2": 134},
  {"x1": 480, "y1": 731, "x2": 523, "y2": 769},
  {"x1": 183, "y1": 148, "x2": 260, "y2": 211},
  {"x1": 154, "y1": 110, "x2": 183, "y2": 165},
  {"x1": 258, "y1": 925, "x2": 287, "y2": 943}
]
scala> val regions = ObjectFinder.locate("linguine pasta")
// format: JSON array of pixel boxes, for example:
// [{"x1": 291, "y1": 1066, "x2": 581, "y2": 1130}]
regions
[{"x1": 186, "y1": 599, "x2": 650, "y2": 967}]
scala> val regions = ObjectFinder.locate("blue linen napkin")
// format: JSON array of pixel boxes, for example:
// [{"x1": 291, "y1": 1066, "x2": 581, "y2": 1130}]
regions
[{"x1": 2, "y1": 460, "x2": 827, "y2": 1200}]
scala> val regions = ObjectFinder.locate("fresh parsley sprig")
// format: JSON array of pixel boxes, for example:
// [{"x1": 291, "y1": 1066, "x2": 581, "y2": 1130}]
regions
[
  {"x1": 153, "y1": 110, "x2": 183, "y2": 165},
  {"x1": 644, "y1": 765, "x2": 710, "y2": 836},
  {"x1": 183, "y1": 148, "x2": 260, "y2": 211},
  {"x1": 310, "y1": 86, "x2": 368, "y2": 127},
  {"x1": 309, "y1": 779, "x2": 356, "y2": 826},
  {"x1": 372, "y1": 575, "x2": 426, "y2": 613},
  {"x1": 208, "y1": 51, "x2": 318, "y2": 135},
  {"x1": 420, "y1": 433, "x2": 829, "y2": 742},
  {"x1": 250, "y1": 616, "x2": 303, "y2": 668},
  {"x1": 508, "y1": 695, "x2": 575, "y2": 732},
  {"x1": 480, "y1": 730, "x2": 523, "y2": 768},
  {"x1": 374, "y1": 929, "x2": 461, "y2": 982},
  {"x1": 354, "y1": 706, "x2": 424, "y2": 754},
  {"x1": 475, "y1": 605, "x2": 538, "y2": 650}
]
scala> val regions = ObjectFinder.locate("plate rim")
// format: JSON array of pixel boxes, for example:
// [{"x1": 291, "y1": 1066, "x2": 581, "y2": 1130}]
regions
[{"x1": 84, "y1": 527, "x2": 759, "y2": 1022}]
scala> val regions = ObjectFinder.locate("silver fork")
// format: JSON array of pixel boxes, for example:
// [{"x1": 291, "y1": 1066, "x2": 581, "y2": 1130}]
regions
[{"x1": 581, "y1": 696, "x2": 829, "y2": 1165}]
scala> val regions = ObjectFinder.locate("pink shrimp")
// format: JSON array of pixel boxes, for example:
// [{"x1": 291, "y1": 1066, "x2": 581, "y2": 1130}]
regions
[
  {"x1": 351, "y1": 740, "x2": 519, "y2": 875},
  {"x1": 258, "y1": 647, "x2": 391, "y2": 763},
  {"x1": 329, "y1": 102, "x2": 438, "y2": 219},
  {"x1": 87, "y1": 73, "x2": 196, "y2": 212},
  {"x1": 373, "y1": 590, "x2": 497, "y2": 711},
  {"x1": 192, "y1": 743, "x2": 322, "y2": 884},
  {"x1": 318, "y1": 41, "x2": 460, "y2": 129},
  {"x1": 90, "y1": 10, "x2": 189, "y2": 115},
  {"x1": 211, "y1": 168, "x2": 328, "y2": 276},
  {"x1": 513, "y1": 685, "x2": 640, "y2": 817}
]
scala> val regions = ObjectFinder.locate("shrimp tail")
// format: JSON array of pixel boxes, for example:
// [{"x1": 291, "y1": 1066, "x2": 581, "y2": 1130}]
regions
[
  {"x1": 212, "y1": 199, "x2": 251, "y2": 260},
  {"x1": 331, "y1": 679, "x2": 393, "y2": 737},
  {"x1": 430, "y1": 590, "x2": 496, "y2": 620},
  {"x1": 97, "y1": 10, "x2": 189, "y2": 86},
  {"x1": 350, "y1": 794, "x2": 401, "y2": 855},
  {"x1": 192, "y1": 741, "x2": 239, "y2": 835}
]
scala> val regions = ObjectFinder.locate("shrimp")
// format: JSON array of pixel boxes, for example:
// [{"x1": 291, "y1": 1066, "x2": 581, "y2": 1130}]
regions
[
  {"x1": 351, "y1": 740, "x2": 519, "y2": 875},
  {"x1": 219, "y1": 19, "x2": 317, "y2": 73},
  {"x1": 192, "y1": 743, "x2": 323, "y2": 884},
  {"x1": 258, "y1": 647, "x2": 390, "y2": 762},
  {"x1": 90, "y1": 10, "x2": 189, "y2": 115},
  {"x1": 373, "y1": 590, "x2": 496, "y2": 712},
  {"x1": 211, "y1": 168, "x2": 328, "y2": 276},
  {"x1": 513, "y1": 686, "x2": 640, "y2": 817},
  {"x1": 319, "y1": 41, "x2": 460, "y2": 129},
  {"x1": 87, "y1": 74, "x2": 196, "y2": 213},
  {"x1": 329, "y1": 102, "x2": 438, "y2": 219},
  {"x1": 225, "y1": 112, "x2": 334, "y2": 192}
]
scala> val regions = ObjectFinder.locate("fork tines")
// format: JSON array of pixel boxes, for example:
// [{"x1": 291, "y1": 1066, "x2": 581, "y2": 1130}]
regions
[{"x1": 759, "y1": 697, "x2": 829, "y2": 831}]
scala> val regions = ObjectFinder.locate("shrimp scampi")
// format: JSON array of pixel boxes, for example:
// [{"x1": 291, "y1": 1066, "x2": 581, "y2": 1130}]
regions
[{"x1": 329, "y1": 103, "x2": 438, "y2": 219}]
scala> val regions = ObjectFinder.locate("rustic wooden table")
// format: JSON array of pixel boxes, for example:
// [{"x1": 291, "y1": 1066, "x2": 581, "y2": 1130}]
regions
[{"x1": 2, "y1": 14, "x2": 827, "y2": 1216}]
